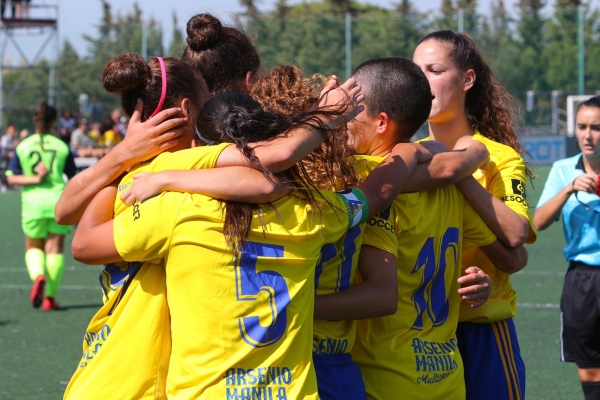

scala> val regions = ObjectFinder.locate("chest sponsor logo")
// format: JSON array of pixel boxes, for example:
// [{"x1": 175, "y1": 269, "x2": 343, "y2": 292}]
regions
[
  {"x1": 411, "y1": 338, "x2": 459, "y2": 385},
  {"x1": 225, "y1": 366, "x2": 293, "y2": 399}
]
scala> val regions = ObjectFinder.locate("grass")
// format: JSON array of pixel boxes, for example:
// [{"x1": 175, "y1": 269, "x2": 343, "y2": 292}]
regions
[{"x1": 0, "y1": 166, "x2": 583, "y2": 399}]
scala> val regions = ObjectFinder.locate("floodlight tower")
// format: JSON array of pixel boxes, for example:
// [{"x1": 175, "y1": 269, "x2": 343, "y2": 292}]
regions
[{"x1": 0, "y1": 0, "x2": 59, "y2": 129}]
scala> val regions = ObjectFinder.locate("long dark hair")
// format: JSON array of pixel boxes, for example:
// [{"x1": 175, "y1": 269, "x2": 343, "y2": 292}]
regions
[
  {"x1": 33, "y1": 101, "x2": 57, "y2": 151},
  {"x1": 181, "y1": 13, "x2": 260, "y2": 95},
  {"x1": 33, "y1": 102, "x2": 57, "y2": 134},
  {"x1": 197, "y1": 92, "x2": 346, "y2": 253},
  {"x1": 419, "y1": 30, "x2": 533, "y2": 181}
]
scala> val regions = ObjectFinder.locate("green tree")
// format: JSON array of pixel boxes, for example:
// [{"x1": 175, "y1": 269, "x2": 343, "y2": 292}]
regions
[{"x1": 543, "y1": 0, "x2": 600, "y2": 92}]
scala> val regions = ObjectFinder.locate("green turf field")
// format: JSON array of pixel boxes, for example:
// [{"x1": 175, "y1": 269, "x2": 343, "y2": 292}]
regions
[{"x1": 0, "y1": 166, "x2": 583, "y2": 399}]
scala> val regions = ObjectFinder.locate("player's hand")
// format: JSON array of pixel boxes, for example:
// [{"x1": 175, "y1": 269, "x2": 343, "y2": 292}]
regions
[
  {"x1": 418, "y1": 140, "x2": 448, "y2": 157},
  {"x1": 457, "y1": 266, "x2": 492, "y2": 308},
  {"x1": 318, "y1": 76, "x2": 365, "y2": 130},
  {"x1": 120, "y1": 172, "x2": 168, "y2": 206},
  {"x1": 115, "y1": 99, "x2": 189, "y2": 166},
  {"x1": 35, "y1": 162, "x2": 48, "y2": 181},
  {"x1": 572, "y1": 173, "x2": 598, "y2": 195}
]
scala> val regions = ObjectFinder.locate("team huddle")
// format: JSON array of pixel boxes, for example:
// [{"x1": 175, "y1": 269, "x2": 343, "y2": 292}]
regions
[{"x1": 8, "y1": 12, "x2": 537, "y2": 400}]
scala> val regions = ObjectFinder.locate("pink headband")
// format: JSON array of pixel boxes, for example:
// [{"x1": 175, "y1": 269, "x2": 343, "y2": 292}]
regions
[{"x1": 149, "y1": 57, "x2": 167, "y2": 118}]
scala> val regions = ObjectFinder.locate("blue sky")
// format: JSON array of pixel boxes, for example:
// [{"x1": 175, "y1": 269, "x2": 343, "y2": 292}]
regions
[{"x1": 5, "y1": 0, "x2": 553, "y2": 63}]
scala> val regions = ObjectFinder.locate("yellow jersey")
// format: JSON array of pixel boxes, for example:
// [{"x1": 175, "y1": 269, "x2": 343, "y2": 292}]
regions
[
  {"x1": 64, "y1": 144, "x2": 230, "y2": 400},
  {"x1": 459, "y1": 132, "x2": 537, "y2": 322},
  {"x1": 112, "y1": 185, "x2": 367, "y2": 399},
  {"x1": 312, "y1": 221, "x2": 365, "y2": 356},
  {"x1": 351, "y1": 155, "x2": 497, "y2": 400}
]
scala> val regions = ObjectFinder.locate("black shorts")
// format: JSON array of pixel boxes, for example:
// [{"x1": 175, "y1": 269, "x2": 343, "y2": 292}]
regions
[{"x1": 561, "y1": 261, "x2": 600, "y2": 368}]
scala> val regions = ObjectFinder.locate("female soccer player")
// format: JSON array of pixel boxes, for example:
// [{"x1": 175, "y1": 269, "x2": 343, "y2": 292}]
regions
[
  {"x1": 534, "y1": 96, "x2": 600, "y2": 400},
  {"x1": 413, "y1": 31, "x2": 536, "y2": 400},
  {"x1": 71, "y1": 85, "x2": 429, "y2": 398},
  {"x1": 63, "y1": 50, "x2": 360, "y2": 398},
  {"x1": 6, "y1": 102, "x2": 76, "y2": 311}
]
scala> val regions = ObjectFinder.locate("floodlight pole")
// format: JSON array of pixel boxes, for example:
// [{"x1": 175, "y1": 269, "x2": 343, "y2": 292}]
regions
[
  {"x1": 578, "y1": 5, "x2": 584, "y2": 95},
  {"x1": 458, "y1": 9, "x2": 464, "y2": 33},
  {"x1": 142, "y1": 21, "x2": 148, "y2": 60},
  {"x1": 345, "y1": 12, "x2": 351, "y2": 81}
]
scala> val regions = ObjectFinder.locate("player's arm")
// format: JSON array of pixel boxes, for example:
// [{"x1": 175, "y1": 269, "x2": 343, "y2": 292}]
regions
[
  {"x1": 71, "y1": 185, "x2": 122, "y2": 265},
  {"x1": 55, "y1": 101, "x2": 188, "y2": 226},
  {"x1": 478, "y1": 240, "x2": 528, "y2": 274},
  {"x1": 356, "y1": 142, "x2": 426, "y2": 219},
  {"x1": 456, "y1": 177, "x2": 529, "y2": 248},
  {"x1": 534, "y1": 173, "x2": 596, "y2": 231},
  {"x1": 214, "y1": 77, "x2": 364, "y2": 173},
  {"x1": 5, "y1": 153, "x2": 48, "y2": 186},
  {"x1": 119, "y1": 167, "x2": 291, "y2": 206},
  {"x1": 401, "y1": 140, "x2": 489, "y2": 193},
  {"x1": 314, "y1": 246, "x2": 397, "y2": 320}
]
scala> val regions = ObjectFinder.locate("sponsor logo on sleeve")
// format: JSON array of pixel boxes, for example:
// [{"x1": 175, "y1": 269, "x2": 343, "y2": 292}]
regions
[
  {"x1": 500, "y1": 179, "x2": 528, "y2": 206},
  {"x1": 367, "y1": 205, "x2": 395, "y2": 233}
]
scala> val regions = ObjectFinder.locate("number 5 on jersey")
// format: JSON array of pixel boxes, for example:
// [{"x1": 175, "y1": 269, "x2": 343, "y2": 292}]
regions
[{"x1": 235, "y1": 241, "x2": 291, "y2": 348}]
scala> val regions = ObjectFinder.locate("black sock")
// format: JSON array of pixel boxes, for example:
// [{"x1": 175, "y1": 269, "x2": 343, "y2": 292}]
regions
[{"x1": 582, "y1": 381, "x2": 600, "y2": 400}]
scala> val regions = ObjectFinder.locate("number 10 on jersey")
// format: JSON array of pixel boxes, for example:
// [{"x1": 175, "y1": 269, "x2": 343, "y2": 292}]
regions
[{"x1": 411, "y1": 227, "x2": 459, "y2": 331}]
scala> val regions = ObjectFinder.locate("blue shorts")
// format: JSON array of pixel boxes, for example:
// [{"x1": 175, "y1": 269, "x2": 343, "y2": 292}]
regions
[
  {"x1": 313, "y1": 353, "x2": 365, "y2": 400},
  {"x1": 456, "y1": 319, "x2": 525, "y2": 400}
]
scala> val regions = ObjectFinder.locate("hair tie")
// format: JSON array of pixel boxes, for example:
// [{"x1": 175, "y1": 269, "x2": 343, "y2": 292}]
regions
[
  {"x1": 195, "y1": 126, "x2": 215, "y2": 145},
  {"x1": 149, "y1": 57, "x2": 167, "y2": 118}
]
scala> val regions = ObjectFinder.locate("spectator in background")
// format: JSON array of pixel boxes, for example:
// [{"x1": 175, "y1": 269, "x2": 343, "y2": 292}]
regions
[
  {"x1": 87, "y1": 95, "x2": 105, "y2": 124},
  {"x1": 88, "y1": 122, "x2": 103, "y2": 145},
  {"x1": 19, "y1": 128, "x2": 29, "y2": 140},
  {"x1": 109, "y1": 108, "x2": 127, "y2": 135},
  {"x1": 58, "y1": 110, "x2": 77, "y2": 145},
  {"x1": 0, "y1": 125, "x2": 19, "y2": 158},
  {"x1": 102, "y1": 123, "x2": 123, "y2": 147},
  {"x1": 70, "y1": 119, "x2": 104, "y2": 158}
]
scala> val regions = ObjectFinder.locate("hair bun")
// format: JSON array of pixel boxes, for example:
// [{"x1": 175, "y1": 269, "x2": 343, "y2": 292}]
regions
[
  {"x1": 102, "y1": 53, "x2": 148, "y2": 94},
  {"x1": 186, "y1": 13, "x2": 222, "y2": 51}
]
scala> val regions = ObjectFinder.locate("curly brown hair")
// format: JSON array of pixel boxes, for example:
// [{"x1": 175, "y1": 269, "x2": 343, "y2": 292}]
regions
[
  {"x1": 250, "y1": 65, "x2": 360, "y2": 191},
  {"x1": 419, "y1": 31, "x2": 534, "y2": 181}
]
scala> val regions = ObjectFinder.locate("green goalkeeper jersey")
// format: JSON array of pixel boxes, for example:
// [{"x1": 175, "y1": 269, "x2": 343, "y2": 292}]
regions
[{"x1": 6, "y1": 133, "x2": 76, "y2": 220}]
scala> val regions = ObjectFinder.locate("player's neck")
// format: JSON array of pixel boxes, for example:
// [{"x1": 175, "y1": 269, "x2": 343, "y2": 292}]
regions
[
  {"x1": 583, "y1": 154, "x2": 600, "y2": 175},
  {"x1": 427, "y1": 117, "x2": 474, "y2": 150}
]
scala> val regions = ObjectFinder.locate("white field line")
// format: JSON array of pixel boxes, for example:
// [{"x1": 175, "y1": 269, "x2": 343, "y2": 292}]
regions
[
  {"x1": 515, "y1": 270, "x2": 565, "y2": 277},
  {"x1": 0, "y1": 265, "x2": 101, "y2": 272},
  {"x1": 0, "y1": 284, "x2": 98, "y2": 290},
  {"x1": 517, "y1": 302, "x2": 560, "y2": 309}
]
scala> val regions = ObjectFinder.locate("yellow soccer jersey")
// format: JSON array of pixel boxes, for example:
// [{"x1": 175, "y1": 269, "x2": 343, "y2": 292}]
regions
[
  {"x1": 351, "y1": 155, "x2": 497, "y2": 400},
  {"x1": 459, "y1": 132, "x2": 537, "y2": 322},
  {"x1": 313, "y1": 221, "x2": 365, "y2": 356},
  {"x1": 113, "y1": 187, "x2": 367, "y2": 399},
  {"x1": 64, "y1": 143, "x2": 230, "y2": 400}
]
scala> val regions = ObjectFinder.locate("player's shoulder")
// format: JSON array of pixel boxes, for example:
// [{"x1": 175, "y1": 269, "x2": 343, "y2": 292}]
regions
[{"x1": 473, "y1": 132, "x2": 520, "y2": 161}]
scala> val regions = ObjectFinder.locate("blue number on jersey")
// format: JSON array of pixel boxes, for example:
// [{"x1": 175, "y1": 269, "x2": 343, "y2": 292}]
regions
[
  {"x1": 411, "y1": 227, "x2": 459, "y2": 330},
  {"x1": 236, "y1": 241, "x2": 290, "y2": 348},
  {"x1": 315, "y1": 224, "x2": 362, "y2": 294}
]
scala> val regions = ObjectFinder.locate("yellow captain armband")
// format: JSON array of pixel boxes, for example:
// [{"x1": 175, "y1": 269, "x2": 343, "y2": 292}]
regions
[{"x1": 336, "y1": 187, "x2": 369, "y2": 229}]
